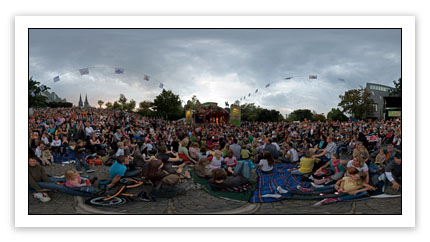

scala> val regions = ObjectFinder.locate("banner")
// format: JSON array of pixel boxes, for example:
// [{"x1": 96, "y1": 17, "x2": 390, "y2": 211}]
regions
[
  {"x1": 309, "y1": 75, "x2": 317, "y2": 79},
  {"x1": 144, "y1": 75, "x2": 150, "y2": 81},
  {"x1": 185, "y1": 110, "x2": 192, "y2": 124},
  {"x1": 53, "y1": 76, "x2": 60, "y2": 82},
  {"x1": 159, "y1": 83, "x2": 164, "y2": 89},
  {"x1": 230, "y1": 105, "x2": 241, "y2": 127},
  {"x1": 115, "y1": 68, "x2": 124, "y2": 74},
  {"x1": 79, "y1": 68, "x2": 89, "y2": 75}
]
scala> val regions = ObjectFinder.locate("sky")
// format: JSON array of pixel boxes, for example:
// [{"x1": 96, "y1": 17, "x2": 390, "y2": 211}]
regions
[{"x1": 29, "y1": 29, "x2": 401, "y2": 116}]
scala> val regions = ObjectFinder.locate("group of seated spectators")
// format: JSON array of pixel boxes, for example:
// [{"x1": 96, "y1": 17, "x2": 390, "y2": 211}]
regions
[{"x1": 28, "y1": 107, "x2": 402, "y2": 204}]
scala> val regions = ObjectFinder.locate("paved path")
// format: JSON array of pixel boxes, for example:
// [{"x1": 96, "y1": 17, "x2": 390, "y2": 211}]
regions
[{"x1": 29, "y1": 162, "x2": 401, "y2": 215}]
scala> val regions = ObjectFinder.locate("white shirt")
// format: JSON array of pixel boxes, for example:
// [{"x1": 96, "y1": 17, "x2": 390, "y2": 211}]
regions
[
  {"x1": 41, "y1": 137, "x2": 50, "y2": 145},
  {"x1": 287, "y1": 148, "x2": 299, "y2": 162},
  {"x1": 346, "y1": 160, "x2": 369, "y2": 172},
  {"x1": 115, "y1": 148, "x2": 124, "y2": 157},
  {"x1": 259, "y1": 159, "x2": 273, "y2": 172},
  {"x1": 85, "y1": 126, "x2": 94, "y2": 136},
  {"x1": 51, "y1": 139, "x2": 61, "y2": 147},
  {"x1": 272, "y1": 142, "x2": 280, "y2": 152}
]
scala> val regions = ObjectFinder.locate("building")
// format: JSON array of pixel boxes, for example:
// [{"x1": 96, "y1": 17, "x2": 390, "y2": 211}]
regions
[
  {"x1": 78, "y1": 94, "x2": 91, "y2": 108},
  {"x1": 365, "y1": 83, "x2": 401, "y2": 120}
]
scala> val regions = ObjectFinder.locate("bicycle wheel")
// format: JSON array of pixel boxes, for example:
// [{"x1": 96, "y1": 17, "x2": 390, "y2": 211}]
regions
[{"x1": 86, "y1": 196, "x2": 127, "y2": 207}]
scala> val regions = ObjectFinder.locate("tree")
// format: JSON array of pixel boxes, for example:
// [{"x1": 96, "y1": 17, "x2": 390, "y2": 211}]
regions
[
  {"x1": 29, "y1": 77, "x2": 50, "y2": 108},
  {"x1": 118, "y1": 94, "x2": 127, "y2": 107},
  {"x1": 152, "y1": 89, "x2": 184, "y2": 120},
  {"x1": 184, "y1": 95, "x2": 201, "y2": 111},
  {"x1": 124, "y1": 99, "x2": 136, "y2": 112},
  {"x1": 312, "y1": 113, "x2": 326, "y2": 122},
  {"x1": 338, "y1": 88, "x2": 375, "y2": 120},
  {"x1": 138, "y1": 100, "x2": 154, "y2": 117},
  {"x1": 97, "y1": 100, "x2": 104, "y2": 108},
  {"x1": 113, "y1": 101, "x2": 121, "y2": 110},
  {"x1": 327, "y1": 108, "x2": 348, "y2": 121},
  {"x1": 390, "y1": 77, "x2": 402, "y2": 97},
  {"x1": 287, "y1": 109, "x2": 313, "y2": 122},
  {"x1": 105, "y1": 102, "x2": 113, "y2": 109}
]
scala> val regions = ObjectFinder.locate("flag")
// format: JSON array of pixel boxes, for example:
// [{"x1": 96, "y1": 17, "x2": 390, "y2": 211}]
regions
[
  {"x1": 225, "y1": 101, "x2": 229, "y2": 107},
  {"x1": 53, "y1": 76, "x2": 60, "y2": 82},
  {"x1": 255, "y1": 89, "x2": 258, "y2": 93},
  {"x1": 244, "y1": 96, "x2": 246, "y2": 100},
  {"x1": 309, "y1": 75, "x2": 317, "y2": 79},
  {"x1": 284, "y1": 76, "x2": 294, "y2": 80},
  {"x1": 240, "y1": 98, "x2": 242, "y2": 101},
  {"x1": 338, "y1": 78, "x2": 345, "y2": 82},
  {"x1": 265, "y1": 83, "x2": 270, "y2": 88},
  {"x1": 159, "y1": 83, "x2": 164, "y2": 89},
  {"x1": 79, "y1": 68, "x2": 89, "y2": 75},
  {"x1": 248, "y1": 93, "x2": 251, "y2": 97},
  {"x1": 359, "y1": 85, "x2": 364, "y2": 89},
  {"x1": 144, "y1": 75, "x2": 150, "y2": 81},
  {"x1": 115, "y1": 68, "x2": 124, "y2": 74}
]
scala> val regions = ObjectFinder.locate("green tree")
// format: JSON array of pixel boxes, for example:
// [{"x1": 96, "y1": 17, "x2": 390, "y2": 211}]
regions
[
  {"x1": 338, "y1": 88, "x2": 375, "y2": 120},
  {"x1": 287, "y1": 109, "x2": 313, "y2": 122},
  {"x1": 240, "y1": 103, "x2": 260, "y2": 122},
  {"x1": 113, "y1": 101, "x2": 121, "y2": 110},
  {"x1": 327, "y1": 108, "x2": 348, "y2": 121},
  {"x1": 390, "y1": 77, "x2": 402, "y2": 97},
  {"x1": 97, "y1": 100, "x2": 104, "y2": 108},
  {"x1": 105, "y1": 102, "x2": 113, "y2": 110},
  {"x1": 124, "y1": 99, "x2": 136, "y2": 112},
  {"x1": 184, "y1": 95, "x2": 201, "y2": 111},
  {"x1": 138, "y1": 101, "x2": 154, "y2": 117},
  {"x1": 312, "y1": 113, "x2": 326, "y2": 122},
  {"x1": 29, "y1": 77, "x2": 49, "y2": 108},
  {"x1": 152, "y1": 89, "x2": 184, "y2": 120},
  {"x1": 118, "y1": 94, "x2": 127, "y2": 107}
]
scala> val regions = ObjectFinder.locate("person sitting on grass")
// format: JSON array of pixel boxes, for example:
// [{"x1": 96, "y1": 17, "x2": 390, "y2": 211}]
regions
[
  {"x1": 258, "y1": 151, "x2": 275, "y2": 174},
  {"x1": 289, "y1": 148, "x2": 319, "y2": 176},
  {"x1": 295, "y1": 167, "x2": 376, "y2": 205},
  {"x1": 195, "y1": 157, "x2": 212, "y2": 178},
  {"x1": 311, "y1": 153, "x2": 348, "y2": 185},
  {"x1": 210, "y1": 150, "x2": 224, "y2": 169},
  {"x1": 178, "y1": 138, "x2": 197, "y2": 164},
  {"x1": 107, "y1": 155, "x2": 141, "y2": 188},
  {"x1": 64, "y1": 169, "x2": 100, "y2": 195},
  {"x1": 208, "y1": 168, "x2": 250, "y2": 192}
]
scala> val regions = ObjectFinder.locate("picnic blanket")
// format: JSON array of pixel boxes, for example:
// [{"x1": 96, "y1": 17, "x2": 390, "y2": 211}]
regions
[
  {"x1": 249, "y1": 163, "x2": 311, "y2": 203},
  {"x1": 190, "y1": 170, "x2": 255, "y2": 202}
]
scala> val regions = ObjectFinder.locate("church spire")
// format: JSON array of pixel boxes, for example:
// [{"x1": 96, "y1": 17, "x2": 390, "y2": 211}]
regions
[
  {"x1": 78, "y1": 94, "x2": 83, "y2": 108},
  {"x1": 84, "y1": 94, "x2": 90, "y2": 108}
]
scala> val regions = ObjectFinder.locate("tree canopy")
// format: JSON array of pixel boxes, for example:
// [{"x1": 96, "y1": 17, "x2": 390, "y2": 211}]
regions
[
  {"x1": 327, "y1": 108, "x2": 348, "y2": 121},
  {"x1": 29, "y1": 77, "x2": 49, "y2": 108},
  {"x1": 287, "y1": 109, "x2": 313, "y2": 122},
  {"x1": 152, "y1": 89, "x2": 184, "y2": 120},
  {"x1": 390, "y1": 77, "x2": 402, "y2": 97},
  {"x1": 338, "y1": 88, "x2": 375, "y2": 120},
  {"x1": 184, "y1": 95, "x2": 201, "y2": 111}
]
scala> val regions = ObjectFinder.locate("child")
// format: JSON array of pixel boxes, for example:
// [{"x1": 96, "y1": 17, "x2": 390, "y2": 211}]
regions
[
  {"x1": 210, "y1": 150, "x2": 224, "y2": 169},
  {"x1": 194, "y1": 157, "x2": 212, "y2": 178},
  {"x1": 197, "y1": 146, "x2": 209, "y2": 162},
  {"x1": 258, "y1": 151, "x2": 274, "y2": 174},
  {"x1": 312, "y1": 153, "x2": 347, "y2": 185},
  {"x1": 41, "y1": 146, "x2": 53, "y2": 166},
  {"x1": 224, "y1": 150, "x2": 237, "y2": 168},
  {"x1": 289, "y1": 149, "x2": 319, "y2": 176},
  {"x1": 208, "y1": 168, "x2": 250, "y2": 192},
  {"x1": 64, "y1": 169, "x2": 99, "y2": 195},
  {"x1": 240, "y1": 144, "x2": 251, "y2": 160},
  {"x1": 375, "y1": 148, "x2": 386, "y2": 164},
  {"x1": 189, "y1": 142, "x2": 200, "y2": 160},
  {"x1": 222, "y1": 143, "x2": 230, "y2": 158},
  {"x1": 74, "y1": 140, "x2": 95, "y2": 173}
]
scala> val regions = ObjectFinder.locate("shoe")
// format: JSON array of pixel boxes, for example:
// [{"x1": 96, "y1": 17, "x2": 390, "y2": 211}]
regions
[
  {"x1": 296, "y1": 184, "x2": 312, "y2": 192},
  {"x1": 311, "y1": 182, "x2": 324, "y2": 188},
  {"x1": 277, "y1": 186, "x2": 289, "y2": 194},
  {"x1": 86, "y1": 169, "x2": 95, "y2": 173},
  {"x1": 139, "y1": 192, "x2": 151, "y2": 202},
  {"x1": 321, "y1": 198, "x2": 339, "y2": 205},
  {"x1": 33, "y1": 192, "x2": 51, "y2": 202},
  {"x1": 261, "y1": 193, "x2": 282, "y2": 199}
]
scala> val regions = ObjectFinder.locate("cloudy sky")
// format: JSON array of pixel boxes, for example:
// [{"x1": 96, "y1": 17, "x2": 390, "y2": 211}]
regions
[{"x1": 29, "y1": 29, "x2": 401, "y2": 116}]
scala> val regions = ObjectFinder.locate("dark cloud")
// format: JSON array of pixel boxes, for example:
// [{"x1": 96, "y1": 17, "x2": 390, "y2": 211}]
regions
[{"x1": 29, "y1": 29, "x2": 401, "y2": 115}]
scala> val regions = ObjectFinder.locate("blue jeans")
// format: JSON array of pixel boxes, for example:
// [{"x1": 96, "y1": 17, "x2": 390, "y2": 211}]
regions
[
  {"x1": 29, "y1": 177, "x2": 93, "y2": 197},
  {"x1": 234, "y1": 160, "x2": 253, "y2": 180},
  {"x1": 75, "y1": 155, "x2": 91, "y2": 171},
  {"x1": 68, "y1": 185, "x2": 100, "y2": 194},
  {"x1": 290, "y1": 169, "x2": 310, "y2": 176},
  {"x1": 124, "y1": 169, "x2": 141, "y2": 178},
  {"x1": 338, "y1": 191, "x2": 368, "y2": 201}
]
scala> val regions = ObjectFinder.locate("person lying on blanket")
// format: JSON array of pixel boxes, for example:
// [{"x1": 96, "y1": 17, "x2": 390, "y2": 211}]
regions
[
  {"x1": 296, "y1": 167, "x2": 376, "y2": 205},
  {"x1": 310, "y1": 153, "x2": 348, "y2": 185}
]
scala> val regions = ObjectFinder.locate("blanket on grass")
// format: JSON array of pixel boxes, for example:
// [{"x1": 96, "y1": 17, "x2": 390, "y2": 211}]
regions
[
  {"x1": 249, "y1": 163, "x2": 311, "y2": 203},
  {"x1": 190, "y1": 170, "x2": 255, "y2": 202}
]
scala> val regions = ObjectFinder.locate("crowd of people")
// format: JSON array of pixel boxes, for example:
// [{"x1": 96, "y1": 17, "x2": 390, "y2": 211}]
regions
[{"x1": 28, "y1": 107, "x2": 402, "y2": 205}]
